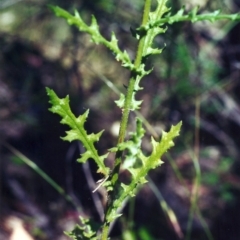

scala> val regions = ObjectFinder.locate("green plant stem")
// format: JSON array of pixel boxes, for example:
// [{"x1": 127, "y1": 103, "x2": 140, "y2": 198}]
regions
[
  {"x1": 186, "y1": 96, "x2": 213, "y2": 240},
  {"x1": 186, "y1": 96, "x2": 201, "y2": 240},
  {"x1": 117, "y1": 0, "x2": 151, "y2": 145},
  {"x1": 148, "y1": 176, "x2": 184, "y2": 239},
  {"x1": 101, "y1": 1, "x2": 152, "y2": 239}
]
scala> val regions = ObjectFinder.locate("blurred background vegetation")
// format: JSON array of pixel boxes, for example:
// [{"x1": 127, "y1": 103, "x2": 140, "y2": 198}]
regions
[{"x1": 1, "y1": 0, "x2": 240, "y2": 239}]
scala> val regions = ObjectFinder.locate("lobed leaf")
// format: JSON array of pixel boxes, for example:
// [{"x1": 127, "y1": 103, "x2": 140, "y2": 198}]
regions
[
  {"x1": 49, "y1": 5, "x2": 134, "y2": 71},
  {"x1": 150, "y1": 6, "x2": 240, "y2": 26},
  {"x1": 106, "y1": 121, "x2": 182, "y2": 223},
  {"x1": 64, "y1": 217, "x2": 98, "y2": 240},
  {"x1": 114, "y1": 92, "x2": 143, "y2": 111},
  {"x1": 146, "y1": 122, "x2": 182, "y2": 169},
  {"x1": 124, "y1": 121, "x2": 182, "y2": 199},
  {"x1": 46, "y1": 88, "x2": 109, "y2": 176}
]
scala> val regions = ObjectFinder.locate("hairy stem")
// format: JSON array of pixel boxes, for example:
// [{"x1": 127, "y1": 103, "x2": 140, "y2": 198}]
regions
[{"x1": 101, "y1": 0, "x2": 152, "y2": 239}]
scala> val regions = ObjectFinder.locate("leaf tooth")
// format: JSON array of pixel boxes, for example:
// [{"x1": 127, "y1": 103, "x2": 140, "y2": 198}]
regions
[
  {"x1": 128, "y1": 168, "x2": 139, "y2": 179},
  {"x1": 231, "y1": 13, "x2": 239, "y2": 21},
  {"x1": 88, "y1": 130, "x2": 104, "y2": 142},
  {"x1": 130, "y1": 98, "x2": 142, "y2": 110},
  {"x1": 151, "y1": 136, "x2": 158, "y2": 152},
  {"x1": 139, "y1": 176, "x2": 148, "y2": 184},
  {"x1": 77, "y1": 150, "x2": 92, "y2": 163},
  {"x1": 110, "y1": 32, "x2": 118, "y2": 46},
  {"x1": 139, "y1": 152, "x2": 148, "y2": 166},
  {"x1": 175, "y1": 7, "x2": 185, "y2": 17},
  {"x1": 90, "y1": 15, "x2": 99, "y2": 32},
  {"x1": 121, "y1": 183, "x2": 136, "y2": 197},
  {"x1": 106, "y1": 211, "x2": 122, "y2": 223},
  {"x1": 74, "y1": 9, "x2": 81, "y2": 19},
  {"x1": 76, "y1": 109, "x2": 89, "y2": 123},
  {"x1": 62, "y1": 129, "x2": 80, "y2": 142},
  {"x1": 114, "y1": 93, "x2": 125, "y2": 108},
  {"x1": 97, "y1": 153, "x2": 110, "y2": 174}
]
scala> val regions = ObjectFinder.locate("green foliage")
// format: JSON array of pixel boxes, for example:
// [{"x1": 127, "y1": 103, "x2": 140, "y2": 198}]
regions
[
  {"x1": 46, "y1": 0, "x2": 240, "y2": 239},
  {"x1": 152, "y1": 5, "x2": 240, "y2": 25},
  {"x1": 49, "y1": 5, "x2": 133, "y2": 71},
  {"x1": 106, "y1": 120, "x2": 181, "y2": 223},
  {"x1": 65, "y1": 217, "x2": 98, "y2": 240},
  {"x1": 46, "y1": 87, "x2": 109, "y2": 176}
]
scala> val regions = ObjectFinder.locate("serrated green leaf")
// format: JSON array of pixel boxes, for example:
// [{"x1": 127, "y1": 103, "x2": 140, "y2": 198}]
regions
[
  {"x1": 150, "y1": 5, "x2": 240, "y2": 27},
  {"x1": 112, "y1": 122, "x2": 181, "y2": 218},
  {"x1": 46, "y1": 87, "x2": 109, "y2": 176},
  {"x1": 49, "y1": 5, "x2": 133, "y2": 71},
  {"x1": 64, "y1": 217, "x2": 98, "y2": 240},
  {"x1": 146, "y1": 122, "x2": 182, "y2": 169}
]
